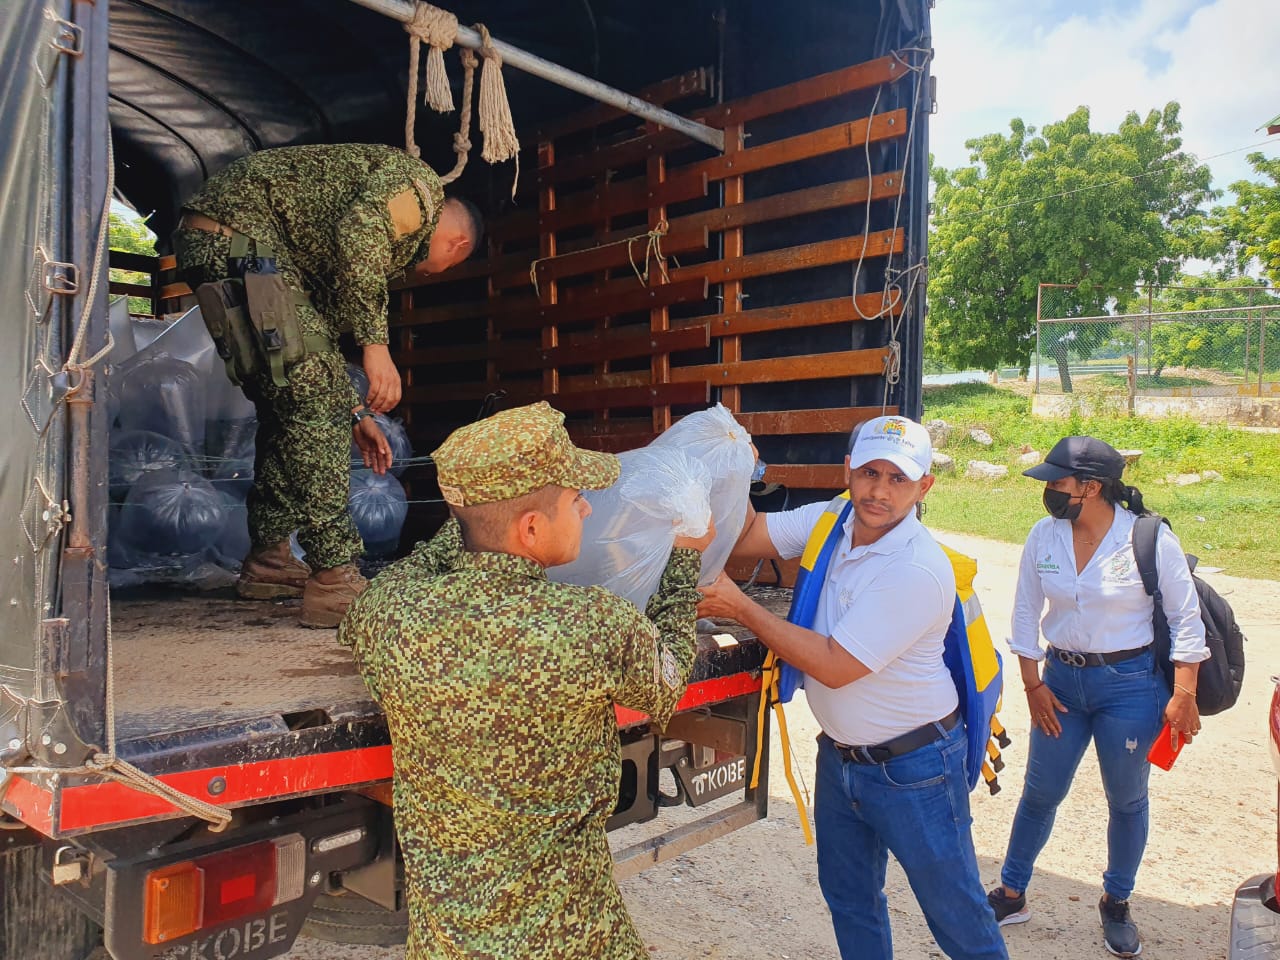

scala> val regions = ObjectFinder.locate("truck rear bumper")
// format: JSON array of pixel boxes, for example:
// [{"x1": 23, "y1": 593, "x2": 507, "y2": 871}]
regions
[{"x1": 1230, "y1": 873, "x2": 1280, "y2": 960}]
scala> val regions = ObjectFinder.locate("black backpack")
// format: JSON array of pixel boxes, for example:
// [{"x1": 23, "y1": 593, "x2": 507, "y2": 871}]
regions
[{"x1": 1132, "y1": 515, "x2": 1245, "y2": 716}]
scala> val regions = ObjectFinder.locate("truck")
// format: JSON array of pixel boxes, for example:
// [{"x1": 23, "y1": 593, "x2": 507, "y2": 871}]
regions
[
  {"x1": 1228, "y1": 676, "x2": 1280, "y2": 960},
  {"x1": 0, "y1": 1, "x2": 931, "y2": 956}
]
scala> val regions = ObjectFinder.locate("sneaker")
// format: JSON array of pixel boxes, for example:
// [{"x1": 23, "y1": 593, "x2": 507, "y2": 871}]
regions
[
  {"x1": 1099, "y1": 896, "x2": 1142, "y2": 957},
  {"x1": 300, "y1": 564, "x2": 368, "y2": 628},
  {"x1": 237, "y1": 540, "x2": 310, "y2": 599},
  {"x1": 987, "y1": 886, "x2": 1030, "y2": 926}
]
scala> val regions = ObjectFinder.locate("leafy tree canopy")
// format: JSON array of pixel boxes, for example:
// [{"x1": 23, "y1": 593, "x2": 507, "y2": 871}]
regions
[
  {"x1": 1210, "y1": 152, "x2": 1280, "y2": 285},
  {"x1": 108, "y1": 210, "x2": 157, "y2": 315},
  {"x1": 927, "y1": 103, "x2": 1215, "y2": 372}
]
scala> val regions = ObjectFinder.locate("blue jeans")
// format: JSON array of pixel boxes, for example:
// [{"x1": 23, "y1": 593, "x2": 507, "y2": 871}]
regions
[
  {"x1": 1000, "y1": 649, "x2": 1168, "y2": 901},
  {"x1": 814, "y1": 722, "x2": 1008, "y2": 960}
]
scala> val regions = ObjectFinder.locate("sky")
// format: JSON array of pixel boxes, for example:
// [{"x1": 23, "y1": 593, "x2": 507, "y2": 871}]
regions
[{"x1": 929, "y1": 0, "x2": 1280, "y2": 199}]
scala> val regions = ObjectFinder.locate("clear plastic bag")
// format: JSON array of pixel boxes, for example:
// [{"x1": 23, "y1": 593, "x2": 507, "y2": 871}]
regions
[
  {"x1": 348, "y1": 469, "x2": 408, "y2": 557},
  {"x1": 211, "y1": 491, "x2": 251, "y2": 568},
  {"x1": 118, "y1": 468, "x2": 227, "y2": 556},
  {"x1": 207, "y1": 417, "x2": 257, "y2": 498},
  {"x1": 549, "y1": 447, "x2": 712, "y2": 609},
  {"x1": 114, "y1": 354, "x2": 208, "y2": 452},
  {"x1": 109, "y1": 430, "x2": 194, "y2": 500},
  {"x1": 648, "y1": 404, "x2": 755, "y2": 583}
]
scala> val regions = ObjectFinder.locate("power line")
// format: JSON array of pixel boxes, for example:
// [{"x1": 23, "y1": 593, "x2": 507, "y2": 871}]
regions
[{"x1": 933, "y1": 136, "x2": 1277, "y2": 222}]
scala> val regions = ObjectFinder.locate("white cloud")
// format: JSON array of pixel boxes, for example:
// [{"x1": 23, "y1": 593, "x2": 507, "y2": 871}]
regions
[{"x1": 930, "y1": 0, "x2": 1280, "y2": 197}]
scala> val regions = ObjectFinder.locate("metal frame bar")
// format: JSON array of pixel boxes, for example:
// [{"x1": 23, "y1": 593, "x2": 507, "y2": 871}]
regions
[{"x1": 347, "y1": 0, "x2": 725, "y2": 151}]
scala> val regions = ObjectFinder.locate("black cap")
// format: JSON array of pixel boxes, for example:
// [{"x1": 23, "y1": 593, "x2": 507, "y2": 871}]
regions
[{"x1": 1023, "y1": 436, "x2": 1125, "y2": 482}]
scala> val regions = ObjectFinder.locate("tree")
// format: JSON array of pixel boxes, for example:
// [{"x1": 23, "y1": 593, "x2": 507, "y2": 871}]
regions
[
  {"x1": 108, "y1": 210, "x2": 158, "y2": 315},
  {"x1": 1145, "y1": 273, "x2": 1279, "y2": 379},
  {"x1": 1211, "y1": 152, "x2": 1280, "y2": 285},
  {"x1": 926, "y1": 103, "x2": 1215, "y2": 387}
]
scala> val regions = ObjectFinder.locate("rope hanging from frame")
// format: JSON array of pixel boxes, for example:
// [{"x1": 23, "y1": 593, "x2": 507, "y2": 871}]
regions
[{"x1": 404, "y1": 4, "x2": 519, "y2": 195}]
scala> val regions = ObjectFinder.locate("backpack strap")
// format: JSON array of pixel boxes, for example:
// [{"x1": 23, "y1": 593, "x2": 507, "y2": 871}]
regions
[{"x1": 1131, "y1": 515, "x2": 1165, "y2": 604}]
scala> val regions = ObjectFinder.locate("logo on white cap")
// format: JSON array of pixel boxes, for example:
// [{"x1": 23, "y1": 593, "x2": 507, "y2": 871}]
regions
[{"x1": 848, "y1": 416, "x2": 933, "y2": 481}]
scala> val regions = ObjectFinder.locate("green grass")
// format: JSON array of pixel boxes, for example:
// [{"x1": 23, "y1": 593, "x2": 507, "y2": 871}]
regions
[
  {"x1": 921, "y1": 383, "x2": 1280, "y2": 580},
  {"x1": 1091, "y1": 373, "x2": 1217, "y2": 389}
]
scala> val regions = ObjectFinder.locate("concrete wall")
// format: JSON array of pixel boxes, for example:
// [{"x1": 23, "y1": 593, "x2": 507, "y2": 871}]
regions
[{"x1": 1032, "y1": 392, "x2": 1280, "y2": 425}]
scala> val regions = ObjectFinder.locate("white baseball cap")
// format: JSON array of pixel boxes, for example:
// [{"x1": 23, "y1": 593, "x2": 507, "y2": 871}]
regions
[{"x1": 847, "y1": 416, "x2": 933, "y2": 481}]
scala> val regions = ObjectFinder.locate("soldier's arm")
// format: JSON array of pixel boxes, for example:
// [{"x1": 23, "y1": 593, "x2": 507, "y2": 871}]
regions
[
  {"x1": 331, "y1": 168, "x2": 433, "y2": 346},
  {"x1": 390, "y1": 518, "x2": 465, "y2": 579},
  {"x1": 609, "y1": 547, "x2": 702, "y2": 729}
]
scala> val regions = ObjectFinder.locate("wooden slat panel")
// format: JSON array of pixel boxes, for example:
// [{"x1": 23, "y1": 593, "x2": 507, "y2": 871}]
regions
[
  {"x1": 396, "y1": 342, "x2": 496, "y2": 366},
  {"x1": 496, "y1": 324, "x2": 710, "y2": 374},
  {"x1": 670, "y1": 348, "x2": 889, "y2": 386},
  {"x1": 536, "y1": 68, "x2": 711, "y2": 142},
  {"x1": 677, "y1": 172, "x2": 902, "y2": 236},
  {"x1": 544, "y1": 104, "x2": 905, "y2": 188},
  {"x1": 684, "y1": 292, "x2": 902, "y2": 338},
  {"x1": 108, "y1": 281, "x2": 153, "y2": 299},
  {"x1": 530, "y1": 172, "x2": 710, "y2": 241},
  {"x1": 675, "y1": 230, "x2": 903, "y2": 286},
  {"x1": 492, "y1": 171, "x2": 708, "y2": 246},
  {"x1": 737, "y1": 406, "x2": 898, "y2": 436},
  {"x1": 539, "y1": 56, "x2": 901, "y2": 188},
  {"x1": 559, "y1": 370, "x2": 653, "y2": 392},
  {"x1": 662, "y1": 110, "x2": 907, "y2": 197},
  {"x1": 701, "y1": 55, "x2": 905, "y2": 127},
  {"x1": 157, "y1": 254, "x2": 178, "y2": 271},
  {"x1": 763, "y1": 464, "x2": 849, "y2": 488},
  {"x1": 566, "y1": 420, "x2": 658, "y2": 452},
  {"x1": 545, "y1": 380, "x2": 709, "y2": 414},
  {"x1": 510, "y1": 224, "x2": 708, "y2": 291},
  {"x1": 393, "y1": 296, "x2": 532, "y2": 329},
  {"x1": 544, "y1": 171, "x2": 902, "y2": 258},
  {"x1": 403, "y1": 381, "x2": 538, "y2": 404},
  {"x1": 108, "y1": 250, "x2": 156, "y2": 273},
  {"x1": 405, "y1": 248, "x2": 534, "y2": 287},
  {"x1": 493, "y1": 278, "x2": 708, "y2": 333},
  {"x1": 539, "y1": 232, "x2": 900, "y2": 319},
  {"x1": 570, "y1": 434, "x2": 655, "y2": 453},
  {"x1": 159, "y1": 281, "x2": 192, "y2": 300},
  {"x1": 542, "y1": 126, "x2": 699, "y2": 187}
]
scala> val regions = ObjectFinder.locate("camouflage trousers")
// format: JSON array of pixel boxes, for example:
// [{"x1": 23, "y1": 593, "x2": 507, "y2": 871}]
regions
[{"x1": 174, "y1": 227, "x2": 363, "y2": 570}]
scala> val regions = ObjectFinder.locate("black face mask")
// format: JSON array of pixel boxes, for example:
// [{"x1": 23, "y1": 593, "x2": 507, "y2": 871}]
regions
[{"x1": 1043, "y1": 487, "x2": 1084, "y2": 521}]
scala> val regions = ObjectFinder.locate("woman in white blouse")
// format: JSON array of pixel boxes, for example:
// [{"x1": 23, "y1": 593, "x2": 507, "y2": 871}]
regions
[{"x1": 984, "y1": 436, "x2": 1207, "y2": 959}]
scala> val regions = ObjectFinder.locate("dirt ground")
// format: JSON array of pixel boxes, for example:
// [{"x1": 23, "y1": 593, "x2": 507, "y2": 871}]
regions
[{"x1": 282, "y1": 529, "x2": 1279, "y2": 960}]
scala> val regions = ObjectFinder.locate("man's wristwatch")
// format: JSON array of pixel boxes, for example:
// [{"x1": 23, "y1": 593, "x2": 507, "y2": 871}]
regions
[{"x1": 351, "y1": 406, "x2": 375, "y2": 427}]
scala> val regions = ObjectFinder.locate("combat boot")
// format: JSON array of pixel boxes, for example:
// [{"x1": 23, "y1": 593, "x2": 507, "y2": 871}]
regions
[
  {"x1": 237, "y1": 540, "x2": 311, "y2": 599},
  {"x1": 300, "y1": 564, "x2": 368, "y2": 629}
]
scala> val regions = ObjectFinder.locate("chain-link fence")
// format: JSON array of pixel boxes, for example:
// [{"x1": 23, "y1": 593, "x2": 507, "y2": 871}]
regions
[{"x1": 1034, "y1": 283, "x2": 1280, "y2": 404}]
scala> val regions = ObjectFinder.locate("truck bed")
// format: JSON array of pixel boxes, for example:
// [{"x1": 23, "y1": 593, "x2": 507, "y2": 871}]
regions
[
  {"x1": 110, "y1": 591, "x2": 373, "y2": 743},
  {"x1": 109, "y1": 586, "x2": 782, "y2": 747},
  {"x1": 0, "y1": 587, "x2": 771, "y2": 838}
]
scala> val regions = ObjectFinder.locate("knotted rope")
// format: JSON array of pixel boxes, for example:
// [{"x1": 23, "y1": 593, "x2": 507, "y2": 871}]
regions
[
  {"x1": 403, "y1": 4, "x2": 519, "y2": 196},
  {"x1": 528, "y1": 221, "x2": 670, "y2": 298}
]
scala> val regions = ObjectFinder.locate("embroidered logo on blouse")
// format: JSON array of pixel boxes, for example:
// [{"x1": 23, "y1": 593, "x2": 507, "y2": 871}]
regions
[
  {"x1": 1104, "y1": 552, "x2": 1133, "y2": 581},
  {"x1": 1036, "y1": 552, "x2": 1061, "y2": 575}
]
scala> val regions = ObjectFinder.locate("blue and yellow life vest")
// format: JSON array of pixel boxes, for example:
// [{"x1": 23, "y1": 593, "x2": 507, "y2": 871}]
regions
[{"x1": 752, "y1": 493, "x2": 1008, "y2": 833}]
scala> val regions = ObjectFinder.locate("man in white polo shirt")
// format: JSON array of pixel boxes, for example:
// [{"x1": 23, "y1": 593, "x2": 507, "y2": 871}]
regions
[{"x1": 697, "y1": 416, "x2": 1007, "y2": 960}]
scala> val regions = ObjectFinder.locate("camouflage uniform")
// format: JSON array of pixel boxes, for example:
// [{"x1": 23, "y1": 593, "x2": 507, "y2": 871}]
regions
[
  {"x1": 340, "y1": 404, "x2": 701, "y2": 960},
  {"x1": 173, "y1": 144, "x2": 445, "y2": 569}
]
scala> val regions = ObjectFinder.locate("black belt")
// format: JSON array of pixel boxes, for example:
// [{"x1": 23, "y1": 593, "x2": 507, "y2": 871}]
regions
[
  {"x1": 1047, "y1": 645, "x2": 1149, "y2": 668},
  {"x1": 827, "y1": 709, "x2": 960, "y2": 765}
]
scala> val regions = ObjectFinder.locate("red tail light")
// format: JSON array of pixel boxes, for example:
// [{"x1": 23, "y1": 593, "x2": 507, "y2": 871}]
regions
[{"x1": 143, "y1": 835, "x2": 305, "y2": 944}]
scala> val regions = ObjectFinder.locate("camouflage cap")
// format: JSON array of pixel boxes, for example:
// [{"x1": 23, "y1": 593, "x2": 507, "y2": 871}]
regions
[{"x1": 432, "y1": 401, "x2": 620, "y2": 507}]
